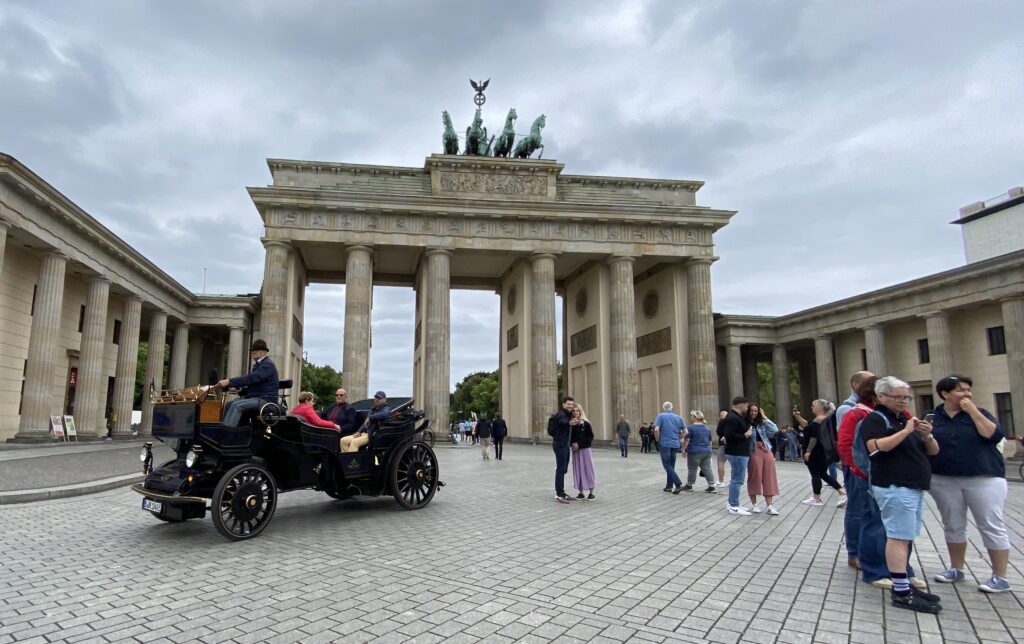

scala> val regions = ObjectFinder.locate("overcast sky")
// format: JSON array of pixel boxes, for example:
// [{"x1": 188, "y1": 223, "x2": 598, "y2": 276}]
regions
[{"x1": 3, "y1": 1, "x2": 1022, "y2": 394}]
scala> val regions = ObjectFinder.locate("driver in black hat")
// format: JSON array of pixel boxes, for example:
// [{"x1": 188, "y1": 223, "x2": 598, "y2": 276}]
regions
[{"x1": 218, "y1": 339, "x2": 280, "y2": 426}]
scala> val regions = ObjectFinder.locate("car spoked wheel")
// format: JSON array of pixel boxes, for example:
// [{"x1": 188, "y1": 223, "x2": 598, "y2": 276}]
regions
[
  {"x1": 390, "y1": 442, "x2": 439, "y2": 510},
  {"x1": 212, "y1": 464, "x2": 277, "y2": 540}
]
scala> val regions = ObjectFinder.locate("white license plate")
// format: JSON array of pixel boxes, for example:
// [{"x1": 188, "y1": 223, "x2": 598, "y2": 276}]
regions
[{"x1": 141, "y1": 498, "x2": 163, "y2": 513}]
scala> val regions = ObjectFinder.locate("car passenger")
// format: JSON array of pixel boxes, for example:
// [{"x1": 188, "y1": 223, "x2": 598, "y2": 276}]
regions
[
  {"x1": 340, "y1": 391, "x2": 392, "y2": 453},
  {"x1": 289, "y1": 392, "x2": 340, "y2": 431}
]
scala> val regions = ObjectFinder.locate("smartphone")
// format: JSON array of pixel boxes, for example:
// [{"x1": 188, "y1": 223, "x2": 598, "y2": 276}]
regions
[{"x1": 922, "y1": 413, "x2": 935, "y2": 424}]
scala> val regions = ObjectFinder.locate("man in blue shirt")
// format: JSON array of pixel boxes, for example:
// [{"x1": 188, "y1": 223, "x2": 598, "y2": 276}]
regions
[
  {"x1": 654, "y1": 401, "x2": 688, "y2": 494},
  {"x1": 219, "y1": 339, "x2": 279, "y2": 427},
  {"x1": 341, "y1": 390, "x2": 392, "y2": 453}
]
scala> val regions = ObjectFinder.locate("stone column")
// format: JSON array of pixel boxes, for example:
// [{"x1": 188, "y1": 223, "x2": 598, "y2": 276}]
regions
[
  {"x1": 139, "y1": 311, "x2": 167, "y2": 436},
  {"x1": 75, "y1": 277, "x2": 111, "y2": 438},
  {"x1": 0, "y1": 220, "x2": 10, "y2": 281},
  {"x1": 15, "y1": 252, "x2": 67, "y2": 441},
  {"x1": 814, "y1": 336, "x2": 838, "y2": 404},
  {"x1": 725, "y1": 344, "x2": 744, "y2": 399},
  {"x1": 531, "y1": 253, "x2": 557, "y2": 438},
  {"x1": 185, "y1": 331, "x2": 203, "y2": 385},
  {"x1": 260, "y1": 240, "x2": 292, "y2": 367},
  {"x1": 112, "y1": 298, "x2": 142, "y2": 438},
  {"x1": 742, "y1": 353, "x2": 759, "y2": 401},
  {"x1": 1000, "y1": 297, "x2": 1024, "y2": 438},
  {"x1": 772, "y1": 344, "x2": 791, "y2": 428},
  {"x1": 687, "y1": 258, "x2": 719, "y2": 415},
  {"x1": 424, "y1": 249, "x2": 451, "y2": 426},
  {"x1": 864, "y1": 325, "x2": 888, "y2": 375},
  {"x1": 343, "y1": 245, "x2": 373, "y2": 400},
  {"x1": 168, "y1": 322, "x2": 190, "y2": 389},
  {"x1": 607, "y1": 256, "x2": 640, "y2": 428},
  {"x1": 923, "y1": 311, "x2": 955, "y2": 388},
  {"x1": 227, "y1": 325, "x2": 245, "y2": 380}
]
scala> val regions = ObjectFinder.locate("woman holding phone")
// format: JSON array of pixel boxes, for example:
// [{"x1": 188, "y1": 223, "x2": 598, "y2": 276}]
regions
[{"x1": 927, "y1": 374, "x2": 1010, "y2": 593}]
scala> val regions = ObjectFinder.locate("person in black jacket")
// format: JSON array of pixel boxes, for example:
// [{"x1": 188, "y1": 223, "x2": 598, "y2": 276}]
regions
[
  {"x1": 219, "y1": 339, "x2": 279, "y2": 427},
  {"x1": 319, "y1": 388, "x2": 358, "y2": 435},
  {"x1": 552, "y1": 397, "x2": 576, "y2": 503},
  {"x1": 717, "y1": 396, "x2": 752, "y2": 515},
  {"x1": 476, "y1": 416, "x2": 493, "y2": 460},
  {"x1": 491, "y1": 414, "x2": 508, "y2": 460}
]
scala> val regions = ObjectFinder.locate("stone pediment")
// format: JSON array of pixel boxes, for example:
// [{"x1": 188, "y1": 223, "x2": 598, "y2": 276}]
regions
[{"x1": 427, "y1": 154, "x2": 562, "y2": 201}]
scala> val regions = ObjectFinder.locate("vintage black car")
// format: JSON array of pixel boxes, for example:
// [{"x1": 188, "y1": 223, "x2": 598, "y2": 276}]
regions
[{"x1": 132, "y1": 383, "x2": 441, "y2": 541}]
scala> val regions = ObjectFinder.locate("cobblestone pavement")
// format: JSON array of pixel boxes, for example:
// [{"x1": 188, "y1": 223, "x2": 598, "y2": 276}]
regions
[
  {"x1": 1, "y1": 444, "x2": 1021, "y2": 643},
  {"x1": 0, "y1": 442, "x2": 175, "y2": 492}
]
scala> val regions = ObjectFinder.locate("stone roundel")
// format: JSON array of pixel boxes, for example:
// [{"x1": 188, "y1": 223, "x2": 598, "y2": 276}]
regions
[
  {"x1": 643, "y1": 289, "x2": 659, "y2": 319},
  {"x1": 575, "y1": 288, "x2": 588, "y2": 317}
]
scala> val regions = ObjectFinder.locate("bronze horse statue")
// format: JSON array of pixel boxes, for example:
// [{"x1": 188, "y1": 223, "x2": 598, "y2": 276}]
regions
[
  {"x1": 442, "y1": 111, "x2": 459, "y2": 155},
  {"x1": 513, "y1": 114, "x2": 546, "y2": 159},
  {"x1": 465, "y1": 108, "x2": 488, "y2": 156},
  {"x1": 492, "y1": 108, "x2": 517, "y2": 158}
]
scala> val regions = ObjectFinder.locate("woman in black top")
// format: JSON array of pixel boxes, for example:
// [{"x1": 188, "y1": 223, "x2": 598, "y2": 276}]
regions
[
  {"x1": 570, "y1": 406, "x2": 597, "y2": 500},
  {"x1": 796, "y1": 400, "x2": 847, "y2": 507}
]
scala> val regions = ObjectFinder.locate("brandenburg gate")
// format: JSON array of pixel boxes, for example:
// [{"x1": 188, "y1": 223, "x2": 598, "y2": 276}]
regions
[{"x1": 248, "y1": 153, "x2": 734, "y2": 441}]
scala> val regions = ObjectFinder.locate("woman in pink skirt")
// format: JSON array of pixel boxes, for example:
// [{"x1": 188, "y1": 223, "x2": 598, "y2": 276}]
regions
[
  {"x1": 746, "y1": 403, "x2": 781, "y2": 515},
  {"x1": 570, "y1": 405, "x2": 597, "y2": 500}
]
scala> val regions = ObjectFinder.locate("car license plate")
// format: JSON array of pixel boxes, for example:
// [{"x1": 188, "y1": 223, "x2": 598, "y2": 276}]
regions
[{"x1": 142, "y1": 498, "x2": 162, "y2": 513}]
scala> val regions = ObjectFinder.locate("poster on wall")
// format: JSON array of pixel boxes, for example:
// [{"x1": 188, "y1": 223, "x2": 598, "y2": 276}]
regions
[
  {"x1": 50, "y1": 415, "x2": 65, "y2": 440},
  {"x1": 62, "y1": 415, "x2": 78, "y2": 442}
]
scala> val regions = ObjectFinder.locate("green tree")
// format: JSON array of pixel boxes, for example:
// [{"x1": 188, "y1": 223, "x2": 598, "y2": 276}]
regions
[
  {"x1": 301, "y1": 360, "x2": 343, "y2": 409},
  {"x1": 755, "y1": 362, "x2": 800, "y2": 421},
  {"x1": 450, "y1": 370, "x2": 500, "y2": 421}
]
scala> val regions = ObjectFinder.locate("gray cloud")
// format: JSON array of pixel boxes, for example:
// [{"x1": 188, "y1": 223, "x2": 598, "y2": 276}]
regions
[{"x1": 2, "y1": 0, "x2": 1022, "y2": 392}]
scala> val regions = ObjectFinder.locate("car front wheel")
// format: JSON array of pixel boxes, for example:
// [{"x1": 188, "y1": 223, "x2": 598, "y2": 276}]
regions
[{"x1": 211, "y1": 463, "x2": 278, "y2": 541}]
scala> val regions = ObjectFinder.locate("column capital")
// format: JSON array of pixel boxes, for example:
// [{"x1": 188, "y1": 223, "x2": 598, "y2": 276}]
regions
[
  {"x1": 863, "y1": 324, "x2": 884, "y2": 331},
  {"x1": 999, "y1": 294, "x2": 1024, "y2": 305},
  {"x1": 42, "y1": 250, "x2": 69, "y2": 262},
  {"x1": 814, "y1": 335, "x2": 832, "y2": 342},
  {"x1": 424, "y1": 247, "x2": 452, "y2": 258},
  {"x1": 176, "y1": 321, "x2": 191, "y2": 329},
  {"x1": 228, "y1": 323, "x2": 245, "y2": 330},
  {"x1": 347, "y1": 244, "x2": 374, "y2": 254},
  {"x1": 530, "y1": 252, "x2": 557, "y2": 264},
  {"x1": 687, "y1": 256, "x2": 718, "y2": 267},
  {"x1": 86, "y1": 275, "x2": 112, "y2": 286},
  {"x1": 0, "y1": 218, "x2": 11, "y2": 231},
  {"x1": 920, "y1": 310, "x2": 949, "y2": 319},
  {"x1": 261, "y1": 238, "x2": 292, "y2": 251},
  {"x1": 606, "y1": 255, "x2": 637, "y2": 267}
]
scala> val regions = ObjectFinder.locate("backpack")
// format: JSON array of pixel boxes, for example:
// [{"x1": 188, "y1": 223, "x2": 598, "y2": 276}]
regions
[
  {"x1": 818, "y1": 411, "x2": 840, "y2": 463},
  {"x1": 852, "y1": 410, "x2": 891, "y2": 482},
  {"x1": 546, "y1": 414, "x2": 558, "y2": 437}
]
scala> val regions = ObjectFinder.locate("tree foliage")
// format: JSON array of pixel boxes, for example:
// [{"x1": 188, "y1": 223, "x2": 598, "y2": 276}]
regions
[
  {"x1": 450, "y1": 370, "x2": 500, "y2": 421},
  {"x1": 301, "y1": 360, "x2": 343, "y2": 410},
  {"x1": 756, "y1": 362, "x2": 801, "y2": 421}
]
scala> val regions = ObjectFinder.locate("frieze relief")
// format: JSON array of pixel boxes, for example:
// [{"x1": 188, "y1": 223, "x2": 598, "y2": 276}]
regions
[{"x1": 438, "y1": 171, "x2": 547, "y2": 196}]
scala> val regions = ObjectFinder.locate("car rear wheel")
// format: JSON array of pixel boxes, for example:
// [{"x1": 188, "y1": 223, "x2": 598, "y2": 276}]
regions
[
  {"x1": 212, "y1": 463, "x2": 277, "y2": 540},
  {"x1": 390, "y1": 442, "x2": 439, "y2": 510}
]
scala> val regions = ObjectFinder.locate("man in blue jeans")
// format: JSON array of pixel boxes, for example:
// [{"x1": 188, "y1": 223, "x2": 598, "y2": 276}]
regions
[
  {"x1": 552, "y1": 397, "x2": 576, "y2": 503},
  {"x1": 654, "y1": 402, "x2": 687, "y2": 493},
  {"x1": 616, "y1": 415, "x2": 631, "y2": 458},
  {"x1": 717, "y1": 396, "x2": 752, "y2": 515}
]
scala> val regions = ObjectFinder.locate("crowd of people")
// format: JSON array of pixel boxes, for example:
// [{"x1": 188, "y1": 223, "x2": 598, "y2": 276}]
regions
[{"x1": 542, "y1": 370, "x2": 1012, "y2": 614}]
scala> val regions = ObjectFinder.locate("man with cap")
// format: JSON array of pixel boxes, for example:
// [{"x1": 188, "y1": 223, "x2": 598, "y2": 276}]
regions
[
  {"x1": 218, "y1": 339, "x2": 280, "y2": 427},
  {"x1": 341, "y1": 391, "x2": 392, "y2": 453}
]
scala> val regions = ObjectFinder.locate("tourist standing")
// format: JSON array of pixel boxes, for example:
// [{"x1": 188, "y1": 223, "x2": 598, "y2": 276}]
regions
[
  {"x1": 552, "y1": 397, "x2": 575, "y2": 503},
  {"x1": 797, "y1": 400, "x2": 847, "y2": 507},
  {"x1": 476, "y1": 416, "x2": 492, "y2": 461},
  {"x1": 718, "y1": 397, "x2": 752, "y2": 515},
  {"x1": 571, "y1": 406, "x2": 597, "y2": 500},
  {"x1": 491, "y1": 414, "x2": 508, "y2": 460},
  {"x1": 860, "y1": 376, "x2": 941, "y2": 613},
  {"x1": 639, "y1": 423, "x2": 651, "y2": 453},
  {"x1": 654, "y1": 402, "x2": 687, "y2": 494},
  {"x1": 715, "y1": 410, "x2": 729, "y2": 487},
  {"x1": 745, "y1": 403, "x2": 780, "y2": 515},
  {"x1": 682, "y1": 410, "x2": 716, "y2": 492},
  {"x1": 928, "y1": 374, "x2": 1011, "y2": 593},
  {"x1": 616, "y1": 415, "x2": 631, "y2": 458}
]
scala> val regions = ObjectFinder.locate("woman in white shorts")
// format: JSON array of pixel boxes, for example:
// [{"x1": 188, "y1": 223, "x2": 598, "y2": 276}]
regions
[{"x1": 928, "y1": 374, "x2": 1011, "y2": 593}]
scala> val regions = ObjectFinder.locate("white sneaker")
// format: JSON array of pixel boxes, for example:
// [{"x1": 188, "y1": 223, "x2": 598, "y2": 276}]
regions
[
  {"x1": 750, "y1": 505, "x2": 763, "y2": 514},
  {"x1": 715, "y1": 481, "x2": 726, "y2": 488},
  {"x1": 806, "y1": 499, "x2": 824, "y2": 506},
  {"x1": 766, "y1": 505, "x2": 779, "y2": 516},
  {"x1": 836, "y1": 495, "x2": 848, "y2": 508},
  {"x1": 727, "y1": 505, "x2": 752, "y2": 516},
  {"x1": 801, "y1": 497, "x2": 821, "y2": 505}
]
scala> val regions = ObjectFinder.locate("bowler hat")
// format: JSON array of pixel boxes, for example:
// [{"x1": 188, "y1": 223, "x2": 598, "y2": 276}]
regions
[
  {"x1": 374, "y1": 390, "x2": 387, "y2": 399},
  {"x1": 250, "y1": 339, "x2": 270, "y2": 352}
]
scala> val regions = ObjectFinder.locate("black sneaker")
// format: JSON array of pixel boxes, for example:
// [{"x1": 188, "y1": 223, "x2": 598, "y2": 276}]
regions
[
  {"x1": 672, "y1": 485, "x2": 684, "y2": 495},
  {"x1": 681, "y1": 484, "x2": 693, "y2": 491},
  {"x1": 663, "y1": 487, "x2": 672, "y2": 492},
  {"x1": 890, "y1": 591, "x2": 941, "y2": 614},
  {"x1": 587, "y1": 493, "x2": 595, "y2": 500},
  {"x1": 576, "y1": 492, "x2": 585, "y2": 499},
  {"x1": 911, "y1": 586, "x2": 942, "y2": 604}
]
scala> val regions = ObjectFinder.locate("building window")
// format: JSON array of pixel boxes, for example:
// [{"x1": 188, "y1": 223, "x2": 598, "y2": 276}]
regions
[
  {"x1": 917, "y1": 338, "x2": 929, "y2": 364},
  {"x1": 78, "y1": 305, "x2": 86, "y2": 333},
  {"x1": 987, "y1": 326, "x2": 1006, "y2": 355},
  {"x1": 918, "y1": 394, "x2": 934, "y2": 414},
  {"x1": 112, "y1": 319, "x2": 122, "y2": 345},
  {"x1": 860, "y1": 348, "x2": 867, "y2": 371},
  {"x1": 995, "y1": 393, "x2": 1014, "y2": 435}
]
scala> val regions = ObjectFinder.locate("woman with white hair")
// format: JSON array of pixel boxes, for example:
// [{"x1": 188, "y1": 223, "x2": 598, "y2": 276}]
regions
[
  {"x1": 798, "y1": 399, "x2": 847, "y2": 507},
  {"x1": 570, "y1": 405, "x2": 597, "y2": 500},
  {"x1": 859, "y1": 375, "x2": 941, "y2": 613}
]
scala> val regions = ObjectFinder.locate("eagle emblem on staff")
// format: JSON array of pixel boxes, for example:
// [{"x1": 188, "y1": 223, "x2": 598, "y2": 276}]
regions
[{"x1": 470, "y1": 78, "x2": 489, "y2": 106}]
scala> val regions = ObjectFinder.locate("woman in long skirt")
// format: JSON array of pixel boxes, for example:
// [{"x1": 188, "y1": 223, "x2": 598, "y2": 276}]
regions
[
  {"x1": 570, "y1": 405, "x2": 597, "y2": 500},
  {"x1": 745, "y1": 403, "x2": 781, "y2": 515}
]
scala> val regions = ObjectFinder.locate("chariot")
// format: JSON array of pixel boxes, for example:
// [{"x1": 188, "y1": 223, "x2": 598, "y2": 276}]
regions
[{"x1": 131, "y1": 382, "x2": 441, "y2": 541}]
